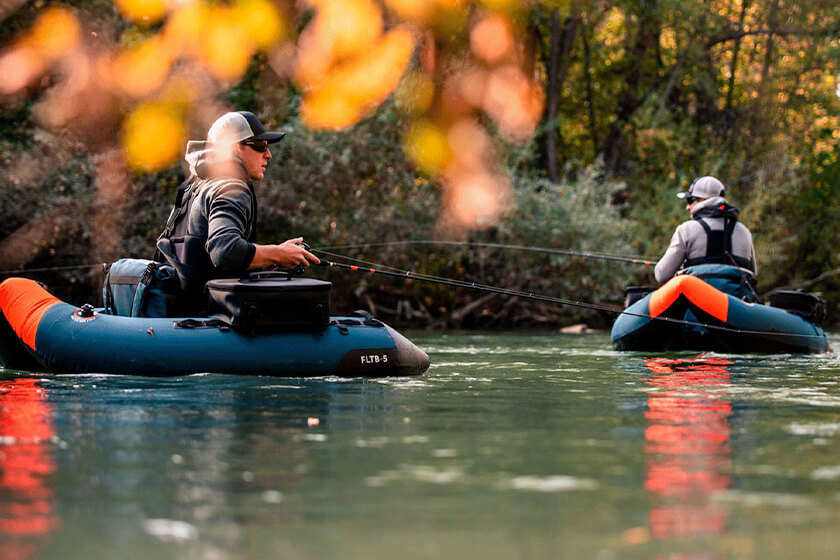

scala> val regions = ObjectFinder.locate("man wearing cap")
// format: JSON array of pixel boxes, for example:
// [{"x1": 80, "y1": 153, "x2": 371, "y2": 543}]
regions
[
  {"x1": 654, "y1": 175, "x2": 756, "y2": 283},
  {"x1": 156, "y1": 111, "x2": 318, "y2": 312}
]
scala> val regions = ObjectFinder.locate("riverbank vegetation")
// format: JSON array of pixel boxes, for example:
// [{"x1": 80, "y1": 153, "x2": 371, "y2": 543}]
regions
[{"x1": 1, "y1": 1, "x2": 839, "y2": 328}]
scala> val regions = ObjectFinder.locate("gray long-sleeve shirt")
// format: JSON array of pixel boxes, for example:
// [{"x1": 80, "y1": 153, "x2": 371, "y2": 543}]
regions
[{"x1": 654, "y1": 197, "x2": 757, "y2": 283}]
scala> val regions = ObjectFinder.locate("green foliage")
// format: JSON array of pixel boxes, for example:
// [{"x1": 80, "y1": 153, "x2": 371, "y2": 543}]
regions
[
  {"x1": 222, "y1": 57, "x2": 265, "y2": 112},
  {"x1": 0, "y1": 102, "x2": 34, "y2": 148},
  {"x1": 500, "y1": 161, "x2": 649, "y2": 307}
]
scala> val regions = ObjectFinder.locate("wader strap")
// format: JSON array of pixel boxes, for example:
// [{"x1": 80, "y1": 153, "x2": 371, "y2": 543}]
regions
[{"x1": 684, "y1": 217, "x2": 751, "y2": 269}]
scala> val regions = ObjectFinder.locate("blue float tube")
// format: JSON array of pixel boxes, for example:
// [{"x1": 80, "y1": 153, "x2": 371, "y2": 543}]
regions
[
  {"x1": 611, "y1": 267, "x2": 829, "y2": 354},
  {"x1": 0, "y1": 277, "x2": 430, "y2": 377}
]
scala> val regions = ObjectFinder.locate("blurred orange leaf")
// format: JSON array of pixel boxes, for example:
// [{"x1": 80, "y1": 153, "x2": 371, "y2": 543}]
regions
[
  {"x1": 235, "y1": 0, "x2": 286, "y2": 49},
  {"x1": 26, "y1": 6, "x2": 81, "y2": 59},
  {"x1": 200, "y1": 6, "x2": 255, "y2": 82},
  {"x1": 301, "y1": 26, "x2": 416, "y2": 130},
  {"x1": 110, "y1": 37, "x2": 173, "y2": 98},
  {"x1": 114, "y1": 0, "x2": 169, "y2": 25},
  {"x1": 295, "y1": 0, "x2": 383, "y2": 88}
]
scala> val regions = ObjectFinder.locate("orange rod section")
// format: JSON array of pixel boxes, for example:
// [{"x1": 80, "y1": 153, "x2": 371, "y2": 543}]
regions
[
  {"x1": 0, "y1": 278, "x2": 62, "y2": 350},
  {"x1": 648, "y1": 275, "x2": 729, "y2": 322}
]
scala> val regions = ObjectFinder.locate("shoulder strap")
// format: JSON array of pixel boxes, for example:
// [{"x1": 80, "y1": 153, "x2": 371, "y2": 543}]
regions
[
  {"x1": 684, "y1": 216, "x2": 727, "y2": 267},
  {"x1": 103, "y1": 263, "x2": 114, "y2": 313},
  {"x1": 685, "y1": 214, "x2": 752, "y2": 269},
  {"x1": 162, "y1": 178, "x2": 193, "y2": 236},
  {"x1": 154, "y1": 178, "x2": 201, "y2": 262}
]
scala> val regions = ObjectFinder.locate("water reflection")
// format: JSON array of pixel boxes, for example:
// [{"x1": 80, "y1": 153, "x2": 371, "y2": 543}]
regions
[
  {"x1": 0, "y1": 378, "x2": 59, "y2": 559},
  {"x1": 32, "y1": 376, "x2": 401, "y2": 554},
  {"x1": 643, "y1": 355, "x2": 732, "y2": 542}
]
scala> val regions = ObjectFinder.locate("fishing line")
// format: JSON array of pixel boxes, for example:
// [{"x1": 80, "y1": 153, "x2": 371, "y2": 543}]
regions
[
  {"x1": 314, "y1": 251, "x2": 829, "y2": 341},
  {"x1": 315, "y1": 251, "x2": 623, "y2": 314},
  {"x1": 0, "y1": 263, "x2": 103, "y2": 275},
  {"x1": 316, "y1": 240, "x2": 658, "y2": 266}
]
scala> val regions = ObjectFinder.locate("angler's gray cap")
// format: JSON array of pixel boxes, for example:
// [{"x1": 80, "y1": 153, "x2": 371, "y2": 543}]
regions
[
  {"x1": 207, "y1": 111, "x2": 286, "y2": 144},
  {"x1": 677, "y1": 176, "x2": 725, "y2": 200}
]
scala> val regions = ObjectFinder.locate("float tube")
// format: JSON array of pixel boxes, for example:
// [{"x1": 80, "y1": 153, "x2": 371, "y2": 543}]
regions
[
  {"x1": 0, "y1": 277, "x2": 430, "y2": 377},
  {"x1": 611, "y1": 265, "x2": 829, "y2": 354}
]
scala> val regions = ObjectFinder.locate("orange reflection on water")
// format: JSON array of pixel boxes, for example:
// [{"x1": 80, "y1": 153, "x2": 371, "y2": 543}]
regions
[
  {"x1": 643, "y1": 356, "x2": 732, "y2": 541},
  {"x1": 0, "y1": 378, "x2": 59, "y2": 560}
]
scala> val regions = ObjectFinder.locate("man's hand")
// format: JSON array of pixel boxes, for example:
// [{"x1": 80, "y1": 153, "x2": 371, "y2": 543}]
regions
[{"x1": 249, "y1": 237, "x2": 320, "y2": 270}]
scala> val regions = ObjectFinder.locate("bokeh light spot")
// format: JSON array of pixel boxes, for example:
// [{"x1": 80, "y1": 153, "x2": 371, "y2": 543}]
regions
[
  {"x1": 200, "y1": 7, "x2": 255, "y2": 82},
  {"x1": 0, "y1": 46, "x2": 44, "y2": 94},
  {"x1": 111, "y1": 38, "x2": 172, "y2": 98},
  {"x1": 295, "y1": 0, "x2": 384, "y2": 89},
  {"x1": 114, "y1": 0, "x2": 168, "y2": 25},
  {"x1": 301, "y1": 26, "x2": 415, "y2": 130},
  {"x1": 470, "y1": 12, "x2": 512, "y2": 64},
  {"x1": 122, "y1": 103, "x2": 185, "y2": 171},
  {"x1": 404, "y1": 120, "x2": 451, "y2": 175},
  {"x1": 164, "y1": 2, "x2": 206, "y2": 56},
  {"x1": 383, "y1": 0, "x2": 434, "y2": 24},
  {"x1": 301, "y1": 89, "x2": 363, "y2": 130},
  {"x1": 27, "y1": 6, "x2": 81, "y2": 60},
  {"x1": 235, "y1": 0, "x2": 286, "y2": 49},
  {"x1": 447, "y1": 172, "x2": 507, "y2": 229}
]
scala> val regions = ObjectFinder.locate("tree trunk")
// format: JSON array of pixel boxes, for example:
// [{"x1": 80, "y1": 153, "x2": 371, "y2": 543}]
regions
[
  {"x1": 598, "y1": 0, "x2": 662, "y2": 174},
  {"x1": 742, "y1": 0, "x2": 779, "y2": 181},
  {"x1": 541, "y1": 8, "x2": 579, "y2": 184},
  {"x1": 543, "y1": 10, "x2": 562, "y2": 183},
  {"x1": 582, "y1": 25, "x2": 599, "y2": 157},
  {"x1": 724, "y1": 0, "x2": 750, "y2": 142}
]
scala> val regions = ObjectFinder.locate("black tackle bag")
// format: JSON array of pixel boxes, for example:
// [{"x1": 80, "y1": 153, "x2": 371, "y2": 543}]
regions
[
  {"x1": 768, "y1": 290, "x2": 827, "y2": 325},
  {"x1": 206, "y1": 272, "x2": 331, "y2": 332}
]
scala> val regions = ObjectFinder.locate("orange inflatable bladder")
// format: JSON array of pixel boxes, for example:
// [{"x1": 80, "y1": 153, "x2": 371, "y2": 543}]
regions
[
  {"x1": 648, "y1": 275, "x2": 729, "y2": 322},
  {"x1": 0, "y1": 278, "x2": 62, "y2": 350}
]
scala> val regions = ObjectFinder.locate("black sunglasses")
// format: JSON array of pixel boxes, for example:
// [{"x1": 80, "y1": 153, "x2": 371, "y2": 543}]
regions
[
  {"x1": 685, "y1": 195, "x2": 699, "y2": 204},
  {"x1": 241, "y1": 139, "x2": 269, "y2": 153}
]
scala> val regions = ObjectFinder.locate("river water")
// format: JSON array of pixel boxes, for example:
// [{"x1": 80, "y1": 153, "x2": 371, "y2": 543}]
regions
[{"x1": 2, "y1": 331, "x2": 840, "y2": 559}]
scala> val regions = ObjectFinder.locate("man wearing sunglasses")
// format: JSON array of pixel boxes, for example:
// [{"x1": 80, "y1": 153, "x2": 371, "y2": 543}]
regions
[
  {"x1": 156, "y1": 111, "x2": 318, "y2": 313},
  {"x1": 654, "y1": 175, "x2": 756, "y2": 283}
]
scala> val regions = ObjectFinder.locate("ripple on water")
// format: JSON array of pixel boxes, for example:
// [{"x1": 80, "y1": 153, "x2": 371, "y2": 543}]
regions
[
  {"x1": 811, "y1": 465, "x2": 840, "y2": 480},
  {"x1": 712, "y1": 490, "x2": 815, "y2": 509},
  {"x1": 501, "y1": 475, "x2": 598, "y2": 492},
  {"x1": 365, "y1": 464, "x2": 465, "y2": 487},
  {"x1": 142, "y1": 518, "x2": 199, "y2": 542},
  {"x1": 787, "y1": 422, "x2": 840, "y2": 436}
]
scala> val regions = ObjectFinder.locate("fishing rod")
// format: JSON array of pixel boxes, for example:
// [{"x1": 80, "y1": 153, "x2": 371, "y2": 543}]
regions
[
  {"x1": 316, "y1": 257, "x2": 621, "y2": 314},
  {"x1": 315, "y1": 254, "x2": 829, "y2": 341},
  {"x1": 316, "y1": 240, "x2": 658, "y2": 266}
]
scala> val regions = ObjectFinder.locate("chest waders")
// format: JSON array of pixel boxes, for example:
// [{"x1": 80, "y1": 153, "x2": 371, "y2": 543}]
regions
[
  {"x1": 683, "y1": 204, "x2": 759, "y2": 302},
  {"x1": 154, "y1": 177, "x2": 257, "y2": 312}
]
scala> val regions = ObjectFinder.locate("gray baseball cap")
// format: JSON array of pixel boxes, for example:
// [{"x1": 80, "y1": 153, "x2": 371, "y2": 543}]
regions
[
  {"x1": 207, "y1": 111, "x2": 285, "y2": 144},
  {"x1": 677, "y1": 176, "x2": 725, "y2": 200}
]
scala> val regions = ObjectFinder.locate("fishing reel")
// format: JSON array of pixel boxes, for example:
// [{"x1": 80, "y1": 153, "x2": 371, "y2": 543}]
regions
[
  {"x1": 255, "y1": 242, "x2": 314, "y2": 276},
  {"x1": 291, "y1": 242, "x2": 311, "y2": 275}
]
